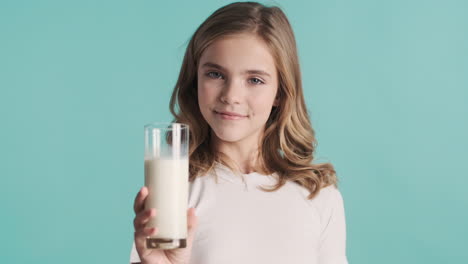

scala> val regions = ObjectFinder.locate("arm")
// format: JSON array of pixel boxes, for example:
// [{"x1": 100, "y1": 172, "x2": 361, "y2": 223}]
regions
[{"x1": 318, "y1": 187, "x2": 349, "y2": 264}]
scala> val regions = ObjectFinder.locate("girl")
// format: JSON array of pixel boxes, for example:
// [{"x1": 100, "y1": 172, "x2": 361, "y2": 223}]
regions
[{"x1": 131, "y1": 2, "x2": 348, "y2": 264}]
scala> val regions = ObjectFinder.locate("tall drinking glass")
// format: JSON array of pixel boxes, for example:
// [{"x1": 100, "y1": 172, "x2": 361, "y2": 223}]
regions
[{"x1": 144, "y1": 122, "x2": 189, "y2": 249}]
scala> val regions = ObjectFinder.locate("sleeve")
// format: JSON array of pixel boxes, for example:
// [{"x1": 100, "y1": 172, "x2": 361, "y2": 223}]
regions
[
  {"x1": 318, "y1": 186, "x2": 349, "y2": 264},
  {"x1": 129, "y1": 241, "x2": 141, "y2": 264}
]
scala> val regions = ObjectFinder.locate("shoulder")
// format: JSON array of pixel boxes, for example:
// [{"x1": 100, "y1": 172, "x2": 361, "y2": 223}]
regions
[
  {"x1": 319, "y1": 184, "x2": 343, "y2": 201},
  {"x1": 310, "y1": 184, "x2": 345, "y2": 212}
]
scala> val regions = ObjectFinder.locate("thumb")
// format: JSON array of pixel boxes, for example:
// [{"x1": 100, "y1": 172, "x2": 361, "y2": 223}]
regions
[
  {"x1": 187, "y1": 207, "x2": 198, "y2": 244},
  {"x1": 187, "y1": 207, "x2": 198, "y2": 231}
]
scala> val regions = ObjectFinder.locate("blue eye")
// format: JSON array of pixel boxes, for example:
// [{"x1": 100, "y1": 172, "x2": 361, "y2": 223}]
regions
[
  {"x1": 207, "y1": 71, "x2": 223, "y2": 79},
  {"x1": 249, "y1": 77, "x2": 264, "y2": 85}
]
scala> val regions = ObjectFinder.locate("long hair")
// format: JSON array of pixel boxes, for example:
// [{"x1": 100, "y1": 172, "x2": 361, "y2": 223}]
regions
[{"x1": 170, "y1": 1, "x2": 339, "y2": 199}]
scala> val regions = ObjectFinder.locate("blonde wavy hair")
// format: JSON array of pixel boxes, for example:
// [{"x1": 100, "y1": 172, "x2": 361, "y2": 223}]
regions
[{"x1": 170, "y1": 1, "x2": 339, "y2": 199}]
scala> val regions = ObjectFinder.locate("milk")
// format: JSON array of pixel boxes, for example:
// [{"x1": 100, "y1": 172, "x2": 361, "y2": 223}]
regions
[{"x1": 144, "y1": 158, "x2": 189, "y2": 239}]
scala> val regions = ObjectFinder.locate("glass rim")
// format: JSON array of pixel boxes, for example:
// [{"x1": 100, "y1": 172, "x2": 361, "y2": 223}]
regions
[{"x1": 144, "y1": 122, "x2": 189, "y2": 130}]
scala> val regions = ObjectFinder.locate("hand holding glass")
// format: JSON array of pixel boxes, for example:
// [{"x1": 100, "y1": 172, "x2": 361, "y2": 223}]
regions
[{"x1": 144, "y1": 123, "x2": 189, "y2": 249}]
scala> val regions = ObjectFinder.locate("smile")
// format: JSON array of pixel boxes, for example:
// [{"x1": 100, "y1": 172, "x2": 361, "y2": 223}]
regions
[{"x1": 214, "y1": 111, "x2": 247, "y2": 120}]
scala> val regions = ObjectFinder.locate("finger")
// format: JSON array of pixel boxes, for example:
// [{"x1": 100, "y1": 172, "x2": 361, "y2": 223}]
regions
[
  {"x1": 133, "y1": 186, "x2": 148, "y2": 214},
  {"x1": 134, "y1": 227, "x2": 158, "y2": 247},
  {"x1": 187, "y1": 207, "x2": 198, "y2": 234},
  {"x1": 134, "y1": 226, "x2": 158, "y2": 238},
  {"x1": 185, "y1": 208, "x2": 198, "y2": 249},
  {"x1": 133, "y1": 208, "x2": 156, "y2": 230}
]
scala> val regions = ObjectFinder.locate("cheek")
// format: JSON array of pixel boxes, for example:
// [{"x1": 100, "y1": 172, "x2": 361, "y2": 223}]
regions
[
  {"x1": 197, "y1": 87, "x2": 207, "y2": 109},
  {"x1": 198, "y1": 82, "x2": 218, "y2": 106},
  {"x1": 197, "y1": 78, "x2": 206, "y2": 105},
  {"x1": 249, "y1": 90, "x2": 277, "y2": 115},
  {"x1": 197, "y1": 86, "x2": 205, "y2": 106},
  {"x1": 253, "y1": 101, "x2": 272, "y2": 117},
  {"x1": 197, "y1": 82, "x2": 216, "y2": 115}
]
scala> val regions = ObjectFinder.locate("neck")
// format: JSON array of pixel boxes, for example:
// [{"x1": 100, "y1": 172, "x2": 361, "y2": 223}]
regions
[{"x1": 211, "y1": 131, "x2": 264, "y2": 174}]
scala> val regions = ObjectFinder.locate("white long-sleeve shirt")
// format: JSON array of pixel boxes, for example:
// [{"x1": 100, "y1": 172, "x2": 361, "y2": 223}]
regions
[{"x1": 130, "y1": 162, "x2": 349, "y2": 264}]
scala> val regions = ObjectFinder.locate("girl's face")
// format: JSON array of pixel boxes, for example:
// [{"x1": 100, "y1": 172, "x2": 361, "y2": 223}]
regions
[{"x1": 197, "y1": 33, "x2": 279, "y2": 146}]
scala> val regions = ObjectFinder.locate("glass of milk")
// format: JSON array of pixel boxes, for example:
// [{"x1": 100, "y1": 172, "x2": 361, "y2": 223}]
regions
[{"x1": 144, "y1": 122, "x2": 189, "y2": 249}]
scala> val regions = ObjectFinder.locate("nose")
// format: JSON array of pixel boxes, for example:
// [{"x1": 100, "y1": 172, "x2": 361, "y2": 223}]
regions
[{"x1": 219, "y1": 78, "x2": 242, "y2": 105}]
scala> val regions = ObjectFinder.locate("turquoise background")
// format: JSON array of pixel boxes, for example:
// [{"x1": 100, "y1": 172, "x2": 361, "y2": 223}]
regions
[{"x1": 1, "y1": 0, "x2": 467, "y2": 263}]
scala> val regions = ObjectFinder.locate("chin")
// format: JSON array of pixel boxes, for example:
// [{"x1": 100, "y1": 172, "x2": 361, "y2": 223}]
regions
[{"x1": 211, "y1": 127, "x2": 246, "y2": 143}]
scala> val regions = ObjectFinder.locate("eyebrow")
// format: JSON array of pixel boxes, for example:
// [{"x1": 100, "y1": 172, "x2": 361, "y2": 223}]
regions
[{"x1": 201, "y1": 62, "x2": 272, "y2": 78}]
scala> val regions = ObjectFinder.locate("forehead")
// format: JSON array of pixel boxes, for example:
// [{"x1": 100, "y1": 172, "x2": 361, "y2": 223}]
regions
[{"x1": 199, "y1": 33, "x2": 276, "y2": 73}]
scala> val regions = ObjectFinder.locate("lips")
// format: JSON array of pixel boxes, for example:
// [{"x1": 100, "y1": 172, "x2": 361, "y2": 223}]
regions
[{"x1": 214, "y1": 110, "x2": 248, "y2": 120}]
